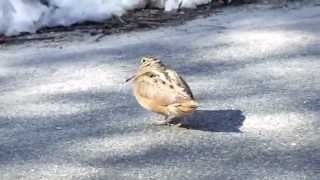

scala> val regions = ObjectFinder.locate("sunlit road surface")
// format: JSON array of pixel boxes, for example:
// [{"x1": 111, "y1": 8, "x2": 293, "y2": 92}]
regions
[{"x1": 0, "y1": 2, "x2": 320, "y2": 180}]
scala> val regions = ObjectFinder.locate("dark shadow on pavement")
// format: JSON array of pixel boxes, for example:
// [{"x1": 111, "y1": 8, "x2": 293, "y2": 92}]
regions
[{"x1": 182, "y1": 110, "x2": 245, "y2": 132}]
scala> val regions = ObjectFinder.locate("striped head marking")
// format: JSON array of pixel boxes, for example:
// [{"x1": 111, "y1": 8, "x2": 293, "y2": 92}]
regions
[{"x1": 140, "y1": 56, "x2": 161, "y2": 67}]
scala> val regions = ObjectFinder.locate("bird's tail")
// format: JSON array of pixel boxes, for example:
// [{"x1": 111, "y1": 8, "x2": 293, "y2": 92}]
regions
[{"x1": 177, "y1": 100, "x2": 198, "y2": 113}]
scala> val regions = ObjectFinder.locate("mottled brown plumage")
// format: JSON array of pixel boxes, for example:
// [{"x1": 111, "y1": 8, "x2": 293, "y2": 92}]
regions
[{"x1": 127, "y1": 56, "x2": 198, "y2": 125}]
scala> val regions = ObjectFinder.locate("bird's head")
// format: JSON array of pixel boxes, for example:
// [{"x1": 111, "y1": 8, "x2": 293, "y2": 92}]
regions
[
  {"x1": 125, "y1": 56, "x2": 162, "y2": 83},
  {"x1": 139, "y1": 56, "x2": 161, "y2": 68}
]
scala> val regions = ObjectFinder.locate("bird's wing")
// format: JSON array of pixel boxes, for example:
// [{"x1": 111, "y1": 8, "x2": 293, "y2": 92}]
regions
[
  {"x1": 134, "y1": 71, "x2": 192, "y2": 106},
  {"x1": 165, "y1": 69, "x2": 195, "y2": 100}
]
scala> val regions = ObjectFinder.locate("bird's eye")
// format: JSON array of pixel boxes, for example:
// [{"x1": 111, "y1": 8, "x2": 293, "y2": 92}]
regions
[{"x1": 141, "y1": 58, "x2": 146, "y2": 64}]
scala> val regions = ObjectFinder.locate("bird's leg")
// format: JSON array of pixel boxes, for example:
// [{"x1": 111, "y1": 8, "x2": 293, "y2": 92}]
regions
[
  {"x1": 153, "y1": 114, "x2": 177, "y2": 126},
  {"x1": 153, "y1": 115, "x2": 170, "y2": 126},
  {"x1": 175, "y1": 117, "x2": 188, "y2": 127},
  {"x1": 165, "y1": 115, "x2": 178, "y2": 125}
]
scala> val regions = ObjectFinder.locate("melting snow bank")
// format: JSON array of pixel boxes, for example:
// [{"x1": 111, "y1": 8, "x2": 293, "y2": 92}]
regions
[{"x1": 0, "y1": 0, "x2": 211, "y2": 36}]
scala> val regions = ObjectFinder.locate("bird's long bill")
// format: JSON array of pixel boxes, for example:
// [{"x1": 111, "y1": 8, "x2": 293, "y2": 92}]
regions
[{"x1": 125, "y1": 75, "x2": 136, "y2": 83}]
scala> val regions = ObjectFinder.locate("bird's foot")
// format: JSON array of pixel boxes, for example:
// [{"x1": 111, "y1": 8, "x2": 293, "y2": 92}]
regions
[
  {"x1": 153, "y1": 120, "x2": 170, "y2": 126},
  {"x1": 153, "y1": 115, "x2": 177, "y2": 126}
]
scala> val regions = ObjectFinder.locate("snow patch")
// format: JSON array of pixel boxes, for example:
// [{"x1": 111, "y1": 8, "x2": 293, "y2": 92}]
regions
[{"x1": 0, "y1": 0, "x2": 212, "y2": 36}]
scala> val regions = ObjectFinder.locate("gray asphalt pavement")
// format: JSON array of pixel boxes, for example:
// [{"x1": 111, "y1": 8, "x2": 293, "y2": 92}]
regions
[{"x1": 0, "y1": 2, "x2": 320, "y2": 180}]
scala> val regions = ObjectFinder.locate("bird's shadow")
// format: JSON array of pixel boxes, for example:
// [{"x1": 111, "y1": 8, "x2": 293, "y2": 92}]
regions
[{"x1": 179, "y1": 110, "x2": 245, "y2": 132}]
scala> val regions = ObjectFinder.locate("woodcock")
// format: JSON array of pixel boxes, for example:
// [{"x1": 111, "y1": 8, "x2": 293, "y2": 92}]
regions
[{"x1": 126, "y1": 56, "x2": 198, "y2": 125}]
